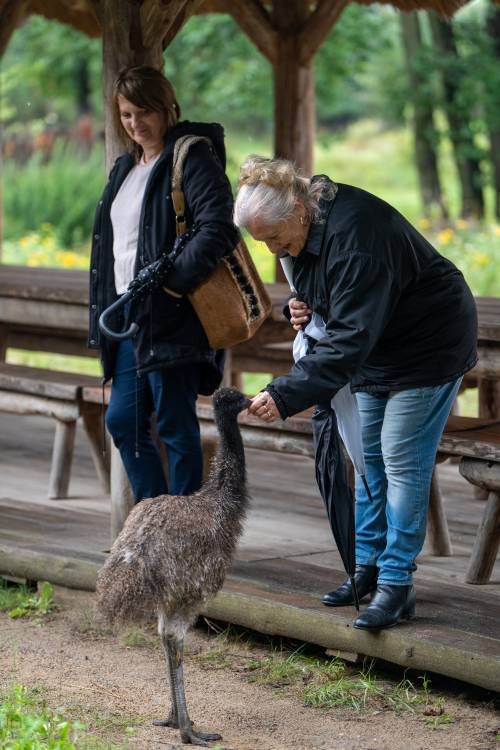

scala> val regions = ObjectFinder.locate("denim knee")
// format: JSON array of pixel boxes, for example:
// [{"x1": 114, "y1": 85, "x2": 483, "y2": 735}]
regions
[{"x1": 105, "y1": 401, "x2": 135, "y2": 444}]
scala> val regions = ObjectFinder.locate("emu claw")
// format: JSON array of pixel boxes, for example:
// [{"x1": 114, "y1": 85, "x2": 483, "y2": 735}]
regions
[
  {"x1": 180, "y1": 728, "x2": 222, "y2": 746},
  {"x1": 153, "y1": 710, "x2": 190, "y2": 729},
  {"x1": 152, "y1": 717, "x2": 177, "y2": 728}
]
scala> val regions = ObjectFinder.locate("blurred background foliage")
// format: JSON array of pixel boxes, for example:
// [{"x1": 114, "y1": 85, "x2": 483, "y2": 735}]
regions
[{"x1": 0, "y1": 0, "x2": 499, "y2": 285}]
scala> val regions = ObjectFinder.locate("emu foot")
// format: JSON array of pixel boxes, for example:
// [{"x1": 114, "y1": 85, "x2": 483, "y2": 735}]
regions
[{"x1": 180, "y1": 728, "x2": 222, "y2": 746}]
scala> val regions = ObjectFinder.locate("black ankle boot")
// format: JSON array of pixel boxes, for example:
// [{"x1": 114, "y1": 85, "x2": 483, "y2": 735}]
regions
[
  {"x1": 322, "y1": 564, "x2": 378, "y2": 607},
  {"x1": 353, "y1": 584, "x2": 416, "y2": 630}
]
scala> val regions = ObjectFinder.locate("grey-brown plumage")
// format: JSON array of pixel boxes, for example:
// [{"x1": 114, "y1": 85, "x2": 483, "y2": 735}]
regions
[{"x1": 96, "y1": 387, "x2": 250, "y2": 746}]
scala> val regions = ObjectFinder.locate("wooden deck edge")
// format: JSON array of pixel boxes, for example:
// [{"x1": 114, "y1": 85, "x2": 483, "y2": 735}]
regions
[
  {"x1": 1, "y1": 544, "x2": 498, "y2": 693},
  {"x1": 0, "y1": 545, "x2": 99, "y2": 592},
  {"x1": 202, "y1": 589, "x2": 500, "y2": 693}
]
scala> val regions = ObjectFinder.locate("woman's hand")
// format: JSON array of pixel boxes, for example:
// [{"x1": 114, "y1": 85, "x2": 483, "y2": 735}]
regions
[
  {"x1": 248, "y1": 391, "x2": 280, "y2": 423},
  {"x1": 289, "y1": 297, "x2": 311, "y2": 331}
]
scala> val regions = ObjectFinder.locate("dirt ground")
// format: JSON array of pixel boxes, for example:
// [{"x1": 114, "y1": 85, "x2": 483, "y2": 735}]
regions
[{"x1": 0, "y1": 586, "x2": 498, "y2": 750}]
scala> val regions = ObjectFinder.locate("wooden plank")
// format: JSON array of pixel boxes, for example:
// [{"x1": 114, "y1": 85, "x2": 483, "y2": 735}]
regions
[
  {"x1": 7, "y1": 330, "x2": 96, "y2": 358},
  {"x1": 0, "y1": 363, "x2": 100, "y2": 399},
  {"x1": 476, "y1": 297, "x2": 500, "y2": 342},
  {"x1": 473, "y1": 344, "x2": 500, "y2": 378},
  {"x1": 0, "y1": 297, "x2": 87, "y2": 331},
  {"x1": 0, "y1": 265, "x2": 88, "y2": 304},
  {"x1": 0, "y1": 392, "x2": 80, "y2": 421}
]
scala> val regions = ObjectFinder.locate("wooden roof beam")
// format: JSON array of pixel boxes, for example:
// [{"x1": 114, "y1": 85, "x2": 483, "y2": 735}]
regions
[
  {"x1": 162, "y1": 0, "x2": 206, "y2": 48},
  {"x1": 200, "y1": 0, "x2": 278, "y2": 63},
  {"x1": 27, "y1": 0, "x2": 100, "y2": 37},
  {"x1": 0, "y1": 0, "x2": 30, "y2": 57},
  {"x1": 298, "y1": 0, "x2": 349, "y2": 64}
]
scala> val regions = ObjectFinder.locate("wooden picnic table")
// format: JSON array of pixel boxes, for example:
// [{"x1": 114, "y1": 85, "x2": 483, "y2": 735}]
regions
[
  {"x1": 0, "y1": 264, "x2": 498, "y2": 375},
  {"x1": 1, "y1": 264, "x2": 499, "y2": 571}
]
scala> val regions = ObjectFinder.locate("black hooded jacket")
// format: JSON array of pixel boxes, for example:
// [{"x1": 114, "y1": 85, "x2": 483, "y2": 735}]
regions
[
  {"x1": 88, "y1": 121, "x2": 239, "y2": 393},
  {"x1": 266, "y1": 179, "x2": 478, "y2": 419}
]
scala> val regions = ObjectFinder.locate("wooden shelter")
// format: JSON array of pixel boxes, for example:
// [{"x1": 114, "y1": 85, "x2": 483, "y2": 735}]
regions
[{"x1": 1, "y1": 0, "x2": 472, "y2": 176}]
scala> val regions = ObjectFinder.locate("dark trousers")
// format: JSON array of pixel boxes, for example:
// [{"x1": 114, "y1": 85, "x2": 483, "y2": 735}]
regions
[{"x1": 105, "y1": 338, "x2": 203, "y2": 502}]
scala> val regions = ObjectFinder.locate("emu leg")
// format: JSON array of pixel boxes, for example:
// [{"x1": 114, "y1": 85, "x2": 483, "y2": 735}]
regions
[
  {"x1": 152, "y1": 628, "x2": 180, "y2": 728},
  {"x1": 168, "y1": 635, "x2": 222, "y2": 746}
]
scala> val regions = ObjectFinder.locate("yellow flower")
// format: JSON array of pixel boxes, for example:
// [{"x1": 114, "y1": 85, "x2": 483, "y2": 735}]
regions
[
  {"x1": 41, "y1": 236, "x2": 56, "y2": 249},
  {"x1": 437, "y1": 228, "x2": 455, "y2": 245},
  {"x1": 456, "y1": 219, "x2": 468, "y2": 230},
  {"x1": 472, "y1": 252, "x2": 490, "y2": 267},
  {"x1": 56, "y1": 250, "x2": 80, "y2": 268},
  {"x1": 494, "y1": 226, "x2": 500, "y2": 237},
  {"x1": 19, "y1": 236, "x2": 31, "y2": 248},
  {"x1": 419, "y1": 217, "x2": 430, "y2": 230}
]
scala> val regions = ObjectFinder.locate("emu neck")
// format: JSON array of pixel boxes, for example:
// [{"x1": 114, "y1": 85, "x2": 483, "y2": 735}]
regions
[{"x1": 213, "y1": 412, "x2": 247, "y2": 505}]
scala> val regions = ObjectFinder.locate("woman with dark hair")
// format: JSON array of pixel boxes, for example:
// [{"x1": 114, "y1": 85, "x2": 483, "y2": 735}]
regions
[
  {"x1": 235, "y1": 155, "x2": 477, "y2": 631},
  {"x1": 88, "y1": 65, "x2": 238, "y2": 502}
]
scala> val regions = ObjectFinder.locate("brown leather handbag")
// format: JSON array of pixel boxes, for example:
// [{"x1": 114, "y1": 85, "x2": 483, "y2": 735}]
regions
[{"x1": 171, "y1": 135, "x2": 271, "y2": 350}]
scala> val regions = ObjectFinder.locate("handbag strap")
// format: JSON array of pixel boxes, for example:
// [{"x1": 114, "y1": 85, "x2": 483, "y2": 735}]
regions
[{"x1": 171, "y1": 135, "x2": 213, "y2": 237}]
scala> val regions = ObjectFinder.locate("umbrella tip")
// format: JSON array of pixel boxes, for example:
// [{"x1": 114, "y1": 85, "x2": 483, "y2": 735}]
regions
[{"x1": 350, "y1": 577, "x2": 360, "y2": 612}]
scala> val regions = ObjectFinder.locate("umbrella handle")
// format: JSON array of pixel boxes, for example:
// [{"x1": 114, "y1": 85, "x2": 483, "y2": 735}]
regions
[{"x1": 98, "y1": 291, "x2": 138, "y2": 341}]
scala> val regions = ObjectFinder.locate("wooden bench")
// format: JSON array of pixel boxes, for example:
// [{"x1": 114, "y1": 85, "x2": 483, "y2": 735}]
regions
[
  {"x1": 0, "y1": 363, "x2": 109, "y2": 499},
  {"x1": 437, "y1": 416, "x2": 500, "y2": 583}
]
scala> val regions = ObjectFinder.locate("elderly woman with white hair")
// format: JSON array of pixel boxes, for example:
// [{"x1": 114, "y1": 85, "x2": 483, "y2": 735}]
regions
[{"x1": 234, "y1": 156, "x2": 477, "y2": 631}]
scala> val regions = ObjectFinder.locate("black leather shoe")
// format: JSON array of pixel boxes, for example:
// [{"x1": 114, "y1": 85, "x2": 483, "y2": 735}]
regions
[
  {"x1": 353, "y1": 584, "x2": 416, "y2": 630},
  {"x1": 322, "y1": 564, "x2": 378, "y2": 607}
]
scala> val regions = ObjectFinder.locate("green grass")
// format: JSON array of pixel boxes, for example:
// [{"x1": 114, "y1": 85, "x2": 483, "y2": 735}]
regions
[
  {"x1": 265, "y1": 653, "x2": 449, "y2": 721},
  {"x1": 0, "y1": 684, "x2": 142, "y2": 749},
  {"x1": 0, "y1": 578, "x2": 57, "y2": 622},
  {"x1": 0, "y1": 684, "x2": 79, "y2": 749},
  {"x1": 199, "y1": 630, "x2": 453, "y2": 726}
]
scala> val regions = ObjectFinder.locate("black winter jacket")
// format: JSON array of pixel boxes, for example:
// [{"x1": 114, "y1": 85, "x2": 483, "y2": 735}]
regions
[
  {"x1": 88, "y1": 121, "x2": 239, "y2": 393},
  {"x1": 267, "y1": 179, "x2": 478, "y2": 419}
]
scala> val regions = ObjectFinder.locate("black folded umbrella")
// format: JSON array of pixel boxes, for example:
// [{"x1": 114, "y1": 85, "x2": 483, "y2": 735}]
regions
[
  {"x1": 311, "y1": 405, "x2": 360, "y2": 611},
  {"x1": 99, "y1": 225, "x2": 199, "y2": 341}
]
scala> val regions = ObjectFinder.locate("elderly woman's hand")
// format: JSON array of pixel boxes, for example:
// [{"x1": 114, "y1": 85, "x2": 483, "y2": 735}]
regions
[
  {"x1": 289, "y1": 297, "x2": 311, "y2": 331},
  {"x1": 248, "y1": 391, "x2": 280, "y2": 423}
]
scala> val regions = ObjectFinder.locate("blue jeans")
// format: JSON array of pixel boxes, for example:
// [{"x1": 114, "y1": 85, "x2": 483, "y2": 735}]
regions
[
  {"x1": 105, "y1": 338, "x2": 203, "y2": 502},
  {"x1": 355, "y1": 379, "x2": 461, "y2": 585}
]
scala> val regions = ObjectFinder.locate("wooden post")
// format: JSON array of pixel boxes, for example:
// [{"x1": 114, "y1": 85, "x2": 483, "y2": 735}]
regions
[
  {"x1": 47, "y1": 420, "x2": 77, "y2": 499},
  {"x1": 272, "y1": 31, "x2": 315, "y2": 176},
  {"x1": 110, "y1": 443, "x2": 134, "y2": 543},
  {"x1": 272, "y1": 0, "x2": 314, "y2": 282},
  {"x1": 460, "y1": 458, "x2": 500, "y2": 584},
  {"x1": 426, "y1": 468, "x2": 453, "y2": 556},
  {"x1": 99, "y1": 0, "x2": 165, "y2": 172}
]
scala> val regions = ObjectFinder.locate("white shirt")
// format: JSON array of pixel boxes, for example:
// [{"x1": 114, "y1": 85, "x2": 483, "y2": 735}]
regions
[{"x1": 110, "y1": 154, "x2": 160, "y2": 294}]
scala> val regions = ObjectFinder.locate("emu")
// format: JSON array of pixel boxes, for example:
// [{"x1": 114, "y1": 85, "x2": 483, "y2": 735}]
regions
[{"x1": 96, "y1": 387, "x2": 250, "y2": 746}]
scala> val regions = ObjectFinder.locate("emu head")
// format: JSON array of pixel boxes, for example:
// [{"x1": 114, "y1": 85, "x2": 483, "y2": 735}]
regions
[{"x1": 212, "y1": 387, "x2": 250, "y2": 419}]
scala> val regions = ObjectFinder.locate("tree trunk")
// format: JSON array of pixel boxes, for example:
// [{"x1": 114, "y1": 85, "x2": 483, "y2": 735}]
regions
[
  {"x1": 100, "y1": 0, "x2": 164, "y2": 172},
  {"x1": 486, "y1": 6, "x2": 500, "y2": 220},
  {"x1": 400, "y1": 12, "x2": 448, "y2": 220},
  {"x1": 429, "y1": 13, "x2": 484, "y2": 219}
]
